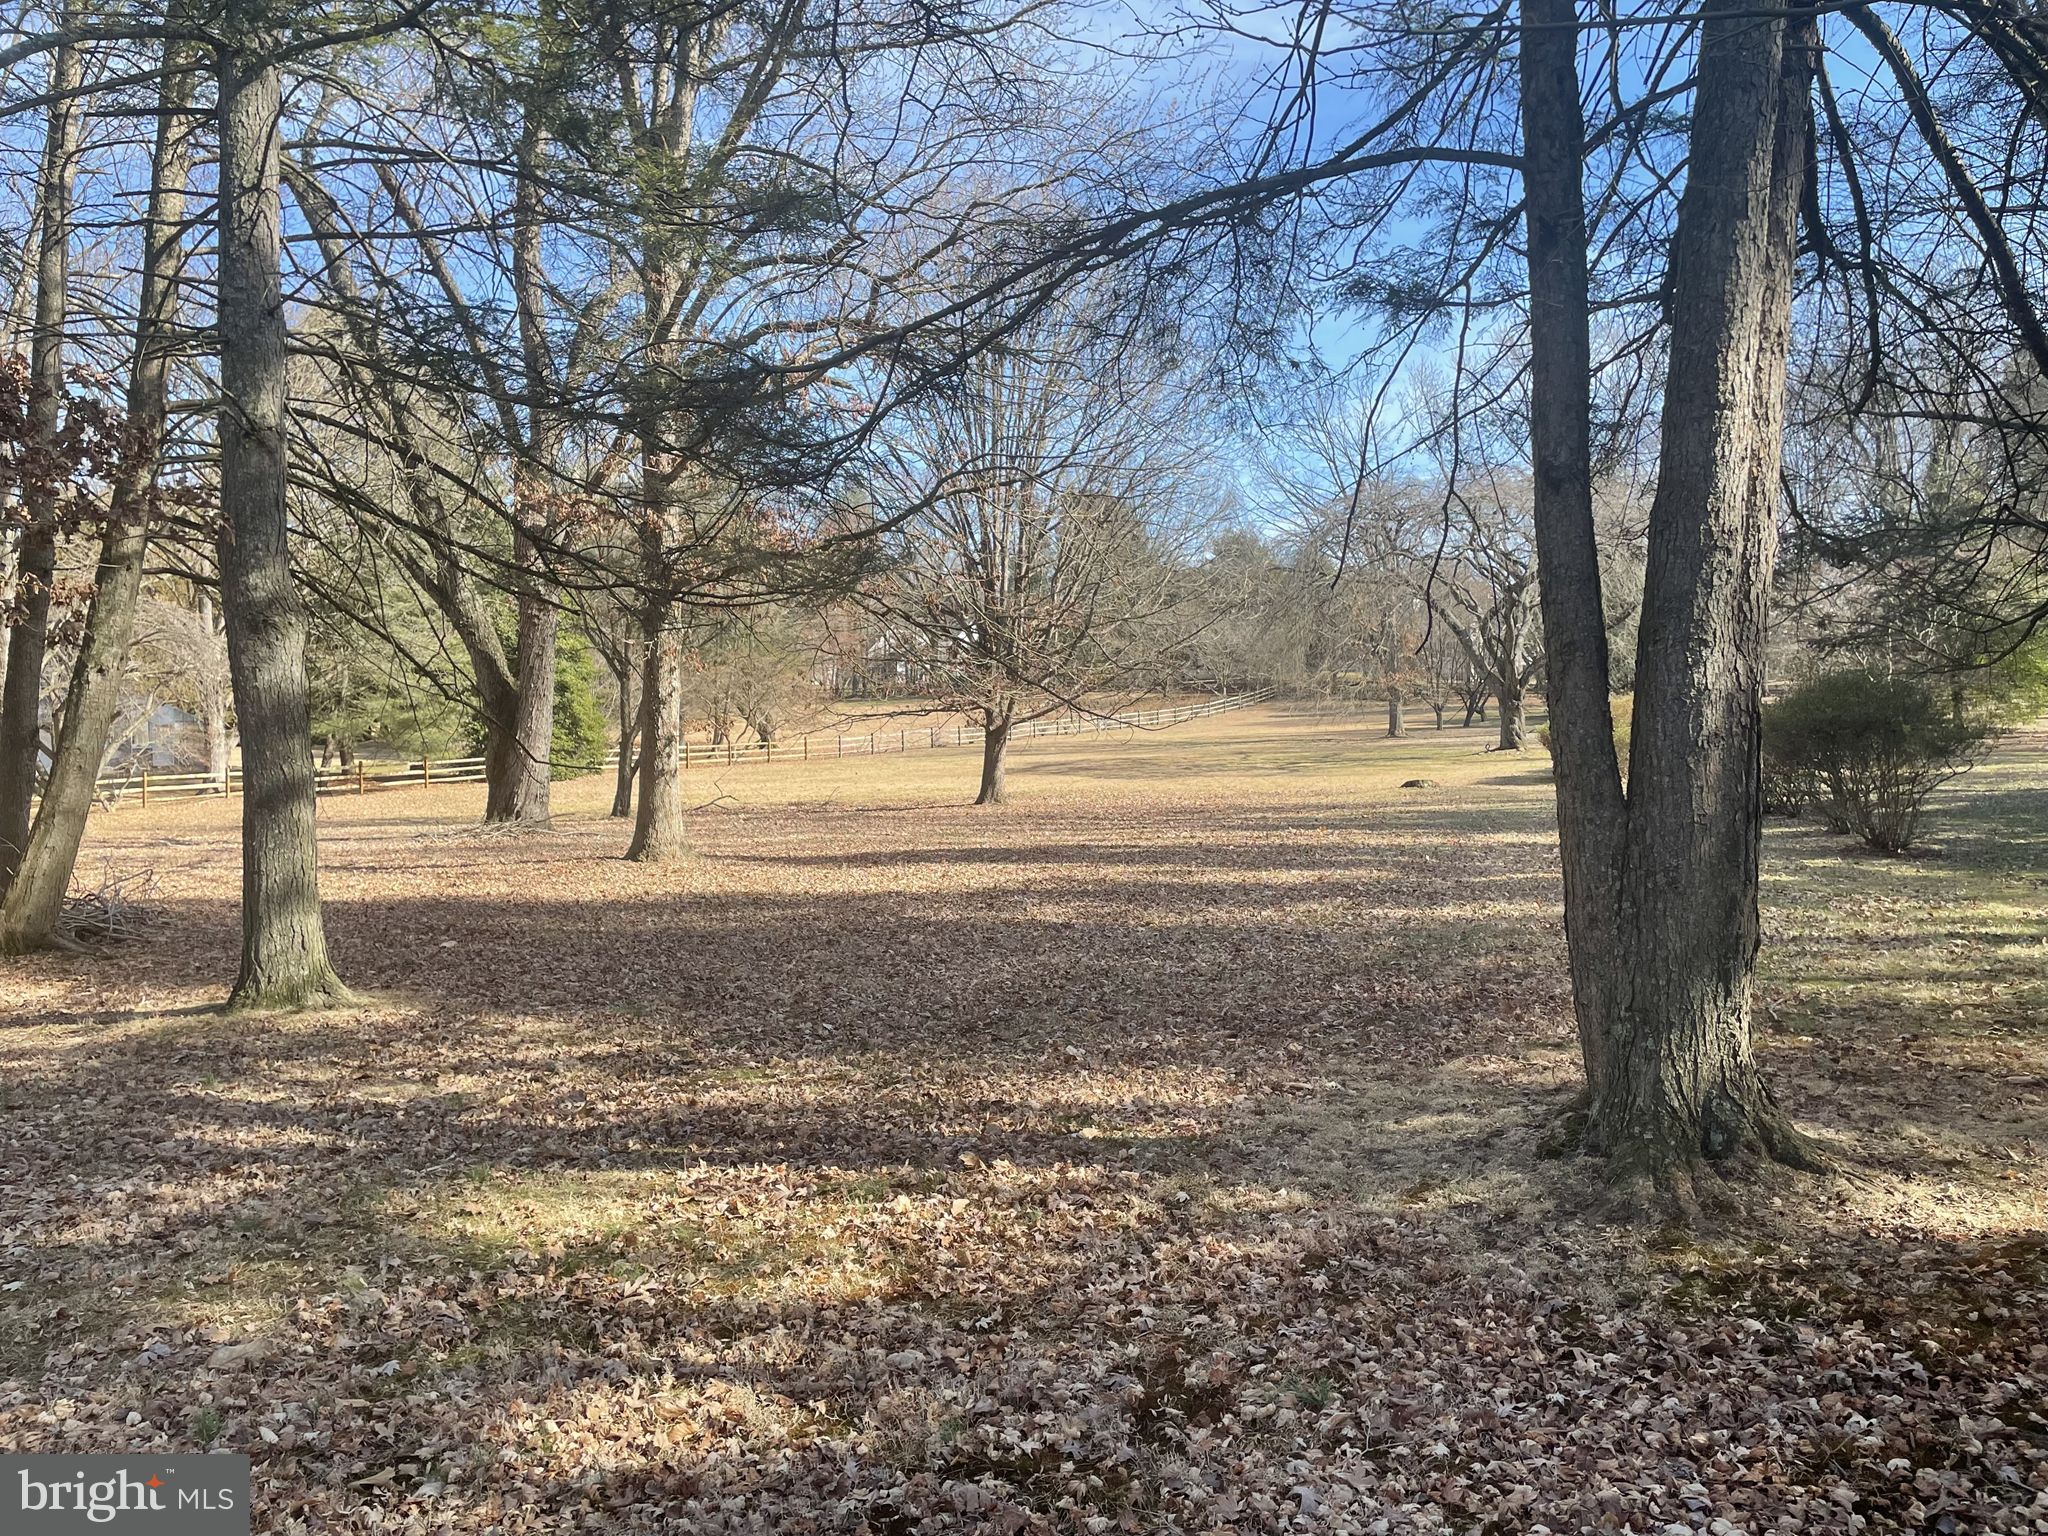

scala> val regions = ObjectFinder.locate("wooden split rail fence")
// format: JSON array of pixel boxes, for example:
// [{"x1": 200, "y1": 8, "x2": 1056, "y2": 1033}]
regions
[{"x1": 89, "y1": 687, "x2": 1278, "y2": 809}]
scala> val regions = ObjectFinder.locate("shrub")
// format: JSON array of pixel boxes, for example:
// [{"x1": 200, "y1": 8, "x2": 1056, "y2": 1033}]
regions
[
  {"x1": 1760, "y1": 751, "x2": 1817, "y2": 818},
  {"x1": 1762, "y1": 671, "x2": 1989, "y2": 852}
]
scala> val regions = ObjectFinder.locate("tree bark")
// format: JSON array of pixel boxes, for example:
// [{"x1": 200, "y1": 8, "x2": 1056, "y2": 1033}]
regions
[
  {"x1": 0, "y1": 47, "x2": 193, "y2": 953},
  {"x1": 610, "y1": 638, "x2": 638, "y2": 817},
  {"x1": 0, "y1": 17, "x2": 83, "y2": 903},
  {"x1": 487, "y1": 113, "x2": 563, "y2": 828},
  {"x1": 487, "y1": 526, "x2": 557, "y2": 825},
  {"x1": 1583, "y1": 0, "x2": 1820, "y2": 1191},
  {"x1": 1495, "y1": 685, "x2": 1527, "y2": 751},
  {"x1": 1386, "y1": 687, "x2": 1405, "y2": 738},
  {"x1": 975, "y1": 705, "x2": 1013, "y2": 804},
  {"x1": 217, "y1": 36, "x2": 348, "y2": 1009},
  {"x1": 625, "y1": 601, "x2": 684, "y2": 860}
]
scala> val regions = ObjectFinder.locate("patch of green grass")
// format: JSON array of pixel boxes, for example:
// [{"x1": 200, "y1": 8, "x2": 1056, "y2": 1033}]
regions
[{"x1": 1280, "y1": 1373, "x2": 1343, "y2": 1409}]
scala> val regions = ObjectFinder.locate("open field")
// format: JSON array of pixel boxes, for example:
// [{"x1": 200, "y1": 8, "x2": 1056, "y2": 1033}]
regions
[{"x1": 2, "y1": 705, "x2": 2044, "y2": 1534}]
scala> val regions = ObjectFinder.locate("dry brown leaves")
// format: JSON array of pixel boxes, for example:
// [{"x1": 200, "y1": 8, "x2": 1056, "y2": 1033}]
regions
[{"x1": 1, "y1": 711, "x2": 2043, "y2": 1535}]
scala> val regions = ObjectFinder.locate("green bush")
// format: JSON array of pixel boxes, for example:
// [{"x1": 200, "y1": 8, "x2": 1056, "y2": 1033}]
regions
[{"x1": 1763, "y1": 671, "x2": 1989, "y2": 852}]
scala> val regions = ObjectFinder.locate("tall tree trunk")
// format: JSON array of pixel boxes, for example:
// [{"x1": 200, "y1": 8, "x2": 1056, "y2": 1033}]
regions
[
  {"x1": 217, "y1": 36, "x2": 347, "y2": 1009},
  {"x1": 0, "y1": 19, "x2": 83, "y2": 903},
  {"x1": 1386, "y1": 687, "x2": 1405, "y2": 738},
  {"x1": 1584, "y1": 0, "x2": 1819, "y2": 1191},
  {"x1": 626, "y1": 602, "x2": 684, "y2": 860},
  {"x1": 487, "y1": 522, "x2": 557, "y2": 825},
  {"x1": 610, "y1": 638, "x2": 638, "y2": 817},
  {"x1": 0, "y1": 49, "x2": 193, "y2": 953},
  {"x1": 489, "y1": 111, "x2": 563, "y2": 828},
  {"x1": 975, "y1": 704, "x2": 1013, "y2": 805}
]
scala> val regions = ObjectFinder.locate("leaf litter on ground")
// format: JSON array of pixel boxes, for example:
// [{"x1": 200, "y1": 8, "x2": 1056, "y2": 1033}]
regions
[{"x1": 1, "y1": 708, "x2": 2044, "y2": 1534}]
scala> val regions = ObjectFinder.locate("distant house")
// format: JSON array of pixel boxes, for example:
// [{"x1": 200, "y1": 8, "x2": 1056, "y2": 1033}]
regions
[{"x1": 103, "y1": 703, "x2": 203, "y2": 772}]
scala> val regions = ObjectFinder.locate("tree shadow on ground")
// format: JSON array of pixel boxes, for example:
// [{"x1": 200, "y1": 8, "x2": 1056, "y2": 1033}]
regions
[{"x1": 4, "y1": 762, "x2": 2046, "y2": 1532}]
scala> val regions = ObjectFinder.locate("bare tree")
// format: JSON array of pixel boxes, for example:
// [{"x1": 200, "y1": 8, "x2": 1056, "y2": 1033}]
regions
[
  {"x1": 1413, "y1": 479, "x2": 1542, "y2": 752},
  {"x1": 133, "y1": 589, "x2": 233, "y2": 778},
  {"x1": 216, "y1": 23, "x2": 350, "y2": 1008},
  {"x1": 861, "y1": 290, "x2": 1213, "y2": 803},
  {"x1": 1519, "y1": 0, "x2": 1823, "y2": 1190}
]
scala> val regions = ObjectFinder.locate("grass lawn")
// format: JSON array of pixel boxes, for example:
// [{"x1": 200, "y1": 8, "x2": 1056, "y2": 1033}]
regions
[{"x1": 1, "y1": 704, "x2": 2043, "y2": 1534}]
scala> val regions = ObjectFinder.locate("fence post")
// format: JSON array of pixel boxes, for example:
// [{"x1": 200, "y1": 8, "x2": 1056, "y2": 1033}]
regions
[
  {"x1": 358, "y1": 760, "x2": 366, "y2": 794},
  {"x1": 837, "y1": 736, "x2": 842, "y2": 759},
  {"x1": 222, "y1": 764, "x2": 231, "y2": 797},
  {"x1": 803, "y1": 736, "x2": 809, "y2": 761},
  {"x1": 424, "y1": 757, "x2": 433, "y2": 787},
  {"x1": 141, "y1": 770, "x2": 148, "y2": 808},
  {"x1": 767, "y1": 740, "x2": 773, "y2": 764},
  {"x1": 899, "y1": 729, "x2": 905, "y2": 752},
  {"x1": 684, "y1": 739, "x2": 691, "y2": 769}
]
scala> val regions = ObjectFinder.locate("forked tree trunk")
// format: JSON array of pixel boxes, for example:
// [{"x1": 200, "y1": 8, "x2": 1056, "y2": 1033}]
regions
[
  {"x1": 1386, "y1": 688, "x2": 1405, "y2": 738},
  {"x1": 625, "y1": 603, "x2": 684, "y2": 861},
  {"x1": 1523, "y1": 0, "x2": 1819, "y2": 1196},
  {"x1": 0, "y1": 49, "x2": 193, "y2": 953},
  {"x1": 975, "y1": 707, "x2": 1012, "y2": 805},
  {"x1": 217, "y1": 36, "x2": 347, "y2": 1009},
  {"x1": 0, "y1": 20, "x2": 82, "y2": 903}
]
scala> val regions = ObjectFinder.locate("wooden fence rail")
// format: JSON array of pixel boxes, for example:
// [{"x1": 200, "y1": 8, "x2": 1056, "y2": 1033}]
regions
[{"x1": 88, "y1": 688, "x2": 1278, "y2": 809}]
